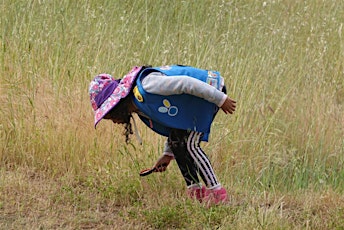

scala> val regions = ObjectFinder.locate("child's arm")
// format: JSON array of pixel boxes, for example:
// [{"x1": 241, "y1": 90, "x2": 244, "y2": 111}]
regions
[
  {"x1": 142, "y1": 72, "x2": 235, "y2": 112},
  {"x1": 163, "y1": 140, "x2": 174, "y2": 157},
  {"x1": 153, "y1": 141, "x2": 174, "y2": 172},
  {"x1": 220, "y1": 96, "x2": 236, "y2": 114}
]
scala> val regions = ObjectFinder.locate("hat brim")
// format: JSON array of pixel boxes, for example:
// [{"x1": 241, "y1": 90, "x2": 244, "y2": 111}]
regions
[{"x1": 94, "y1": 66, "x2": 143, "y2": 127}]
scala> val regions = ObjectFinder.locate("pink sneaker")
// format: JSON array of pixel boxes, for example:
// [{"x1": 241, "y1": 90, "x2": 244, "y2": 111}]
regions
[
  {"x1": 203, "y1": 187, "x2": 228, "y2": 206},
  {"x1": 187, "y1": 185, "x2": 206, "y2": 202}
]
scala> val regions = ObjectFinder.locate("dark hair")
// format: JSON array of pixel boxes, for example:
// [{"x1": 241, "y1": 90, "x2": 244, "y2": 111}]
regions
[
  {"x1": 105, "y1": 96, "x2": 133, "y2": 143},
  {"x1": 124, "y1": 116, "x2": 133, "y2": 143}
]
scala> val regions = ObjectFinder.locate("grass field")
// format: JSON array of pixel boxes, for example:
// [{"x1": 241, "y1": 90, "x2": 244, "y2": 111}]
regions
[{"x1": 1, "y1": 0, "x2": 343, "y2": 229}]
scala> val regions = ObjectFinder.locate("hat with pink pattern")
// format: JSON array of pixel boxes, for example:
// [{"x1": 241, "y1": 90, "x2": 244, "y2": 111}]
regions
[{"x1": 89, "y1": 66, "x2": 143, "y2": 127}]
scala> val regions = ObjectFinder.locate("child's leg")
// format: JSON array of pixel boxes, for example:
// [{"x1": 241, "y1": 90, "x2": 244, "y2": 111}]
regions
[
  {"x1": 186, "y1": 131, "x2": 221, "y2": 189},
  {"x1": 168, "y1": 129, "x2": 200, "y2": 186},
  {"x1": 169, "y1": 129, "x2": 227, "y2": 205},
  {"x1": 186, "y1": 131, "x2": 229, "y2": 205}
]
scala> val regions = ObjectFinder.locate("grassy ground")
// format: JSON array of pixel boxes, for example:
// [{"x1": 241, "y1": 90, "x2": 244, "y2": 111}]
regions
[{"x1": 1, "y1": 0, "x2": 343, "y2": 229}]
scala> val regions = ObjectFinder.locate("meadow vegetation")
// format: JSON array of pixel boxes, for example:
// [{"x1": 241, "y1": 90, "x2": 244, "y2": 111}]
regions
[{"x1": 0, "y1": 0, "x2": 343, "y2": 229}]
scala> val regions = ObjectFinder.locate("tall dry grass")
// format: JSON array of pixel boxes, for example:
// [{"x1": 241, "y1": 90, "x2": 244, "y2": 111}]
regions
[{"x1": 1, "y1": 0, "x2": 343, "y2": 229}]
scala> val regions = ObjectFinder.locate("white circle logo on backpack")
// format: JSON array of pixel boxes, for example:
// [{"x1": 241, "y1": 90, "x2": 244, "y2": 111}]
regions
[{"x1": 158, "y1": 99, "x2": 178, "y2": 116}]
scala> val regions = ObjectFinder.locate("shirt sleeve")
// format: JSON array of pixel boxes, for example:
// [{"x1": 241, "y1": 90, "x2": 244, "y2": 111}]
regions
[
  {"x1": 163, "y1": 140, "x2": 174, "y2": 157},
  {"x1": 141, "y1": 72, "x2": 227, "y2": 107}
]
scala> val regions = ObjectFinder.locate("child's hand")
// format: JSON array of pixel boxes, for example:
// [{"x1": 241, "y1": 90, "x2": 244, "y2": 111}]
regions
[
  {"x1": 153, "y1": 155, "x2": 174, "y2": 172},
  {"x1": 221, "y1": 96, "x2": 236, "y2": 114}
]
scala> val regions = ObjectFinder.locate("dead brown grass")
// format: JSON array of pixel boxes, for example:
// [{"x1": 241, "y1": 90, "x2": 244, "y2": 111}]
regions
[{"x1": 1, "y1": 166, "x2": 344, "y2": 229}]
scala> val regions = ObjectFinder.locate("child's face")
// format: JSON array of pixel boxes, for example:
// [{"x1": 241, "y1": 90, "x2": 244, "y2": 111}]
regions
[
  {"x1": 102, "y1": 97, "x2": 132, "y2": 124},
  {"x1": 103, "y1": 112, "x2": 129, "y2": 124}
]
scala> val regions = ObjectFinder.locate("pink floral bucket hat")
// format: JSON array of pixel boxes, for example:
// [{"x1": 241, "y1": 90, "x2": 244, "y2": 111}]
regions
[{"x1": 89, "y1": 66, "x2": 143, "y2": 127}]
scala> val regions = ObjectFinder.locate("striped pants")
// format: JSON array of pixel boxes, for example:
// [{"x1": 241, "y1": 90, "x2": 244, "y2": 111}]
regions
[{"x1": 168, "y1": 129, "x2": 220, "y2": 189}]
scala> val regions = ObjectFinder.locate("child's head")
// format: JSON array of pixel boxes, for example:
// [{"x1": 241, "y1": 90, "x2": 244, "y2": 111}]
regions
[
  {"x1": 103, "y1": 96, "x2": 132, "y2": 124},
  {"x1": 89, "y1": 68, "x2": 142, "y2": 142},
  {"x1": 89, "y1": 69, "x2": 138, "y2": 127},
  {"x1": 103, "y1": 96, "x2": 133, "y2": 143}
]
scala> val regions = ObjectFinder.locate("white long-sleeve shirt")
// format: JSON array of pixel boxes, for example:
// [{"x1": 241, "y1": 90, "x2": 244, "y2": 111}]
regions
[{"x1": 141, "y1": 72, "x2": 227, "y2": 107}]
